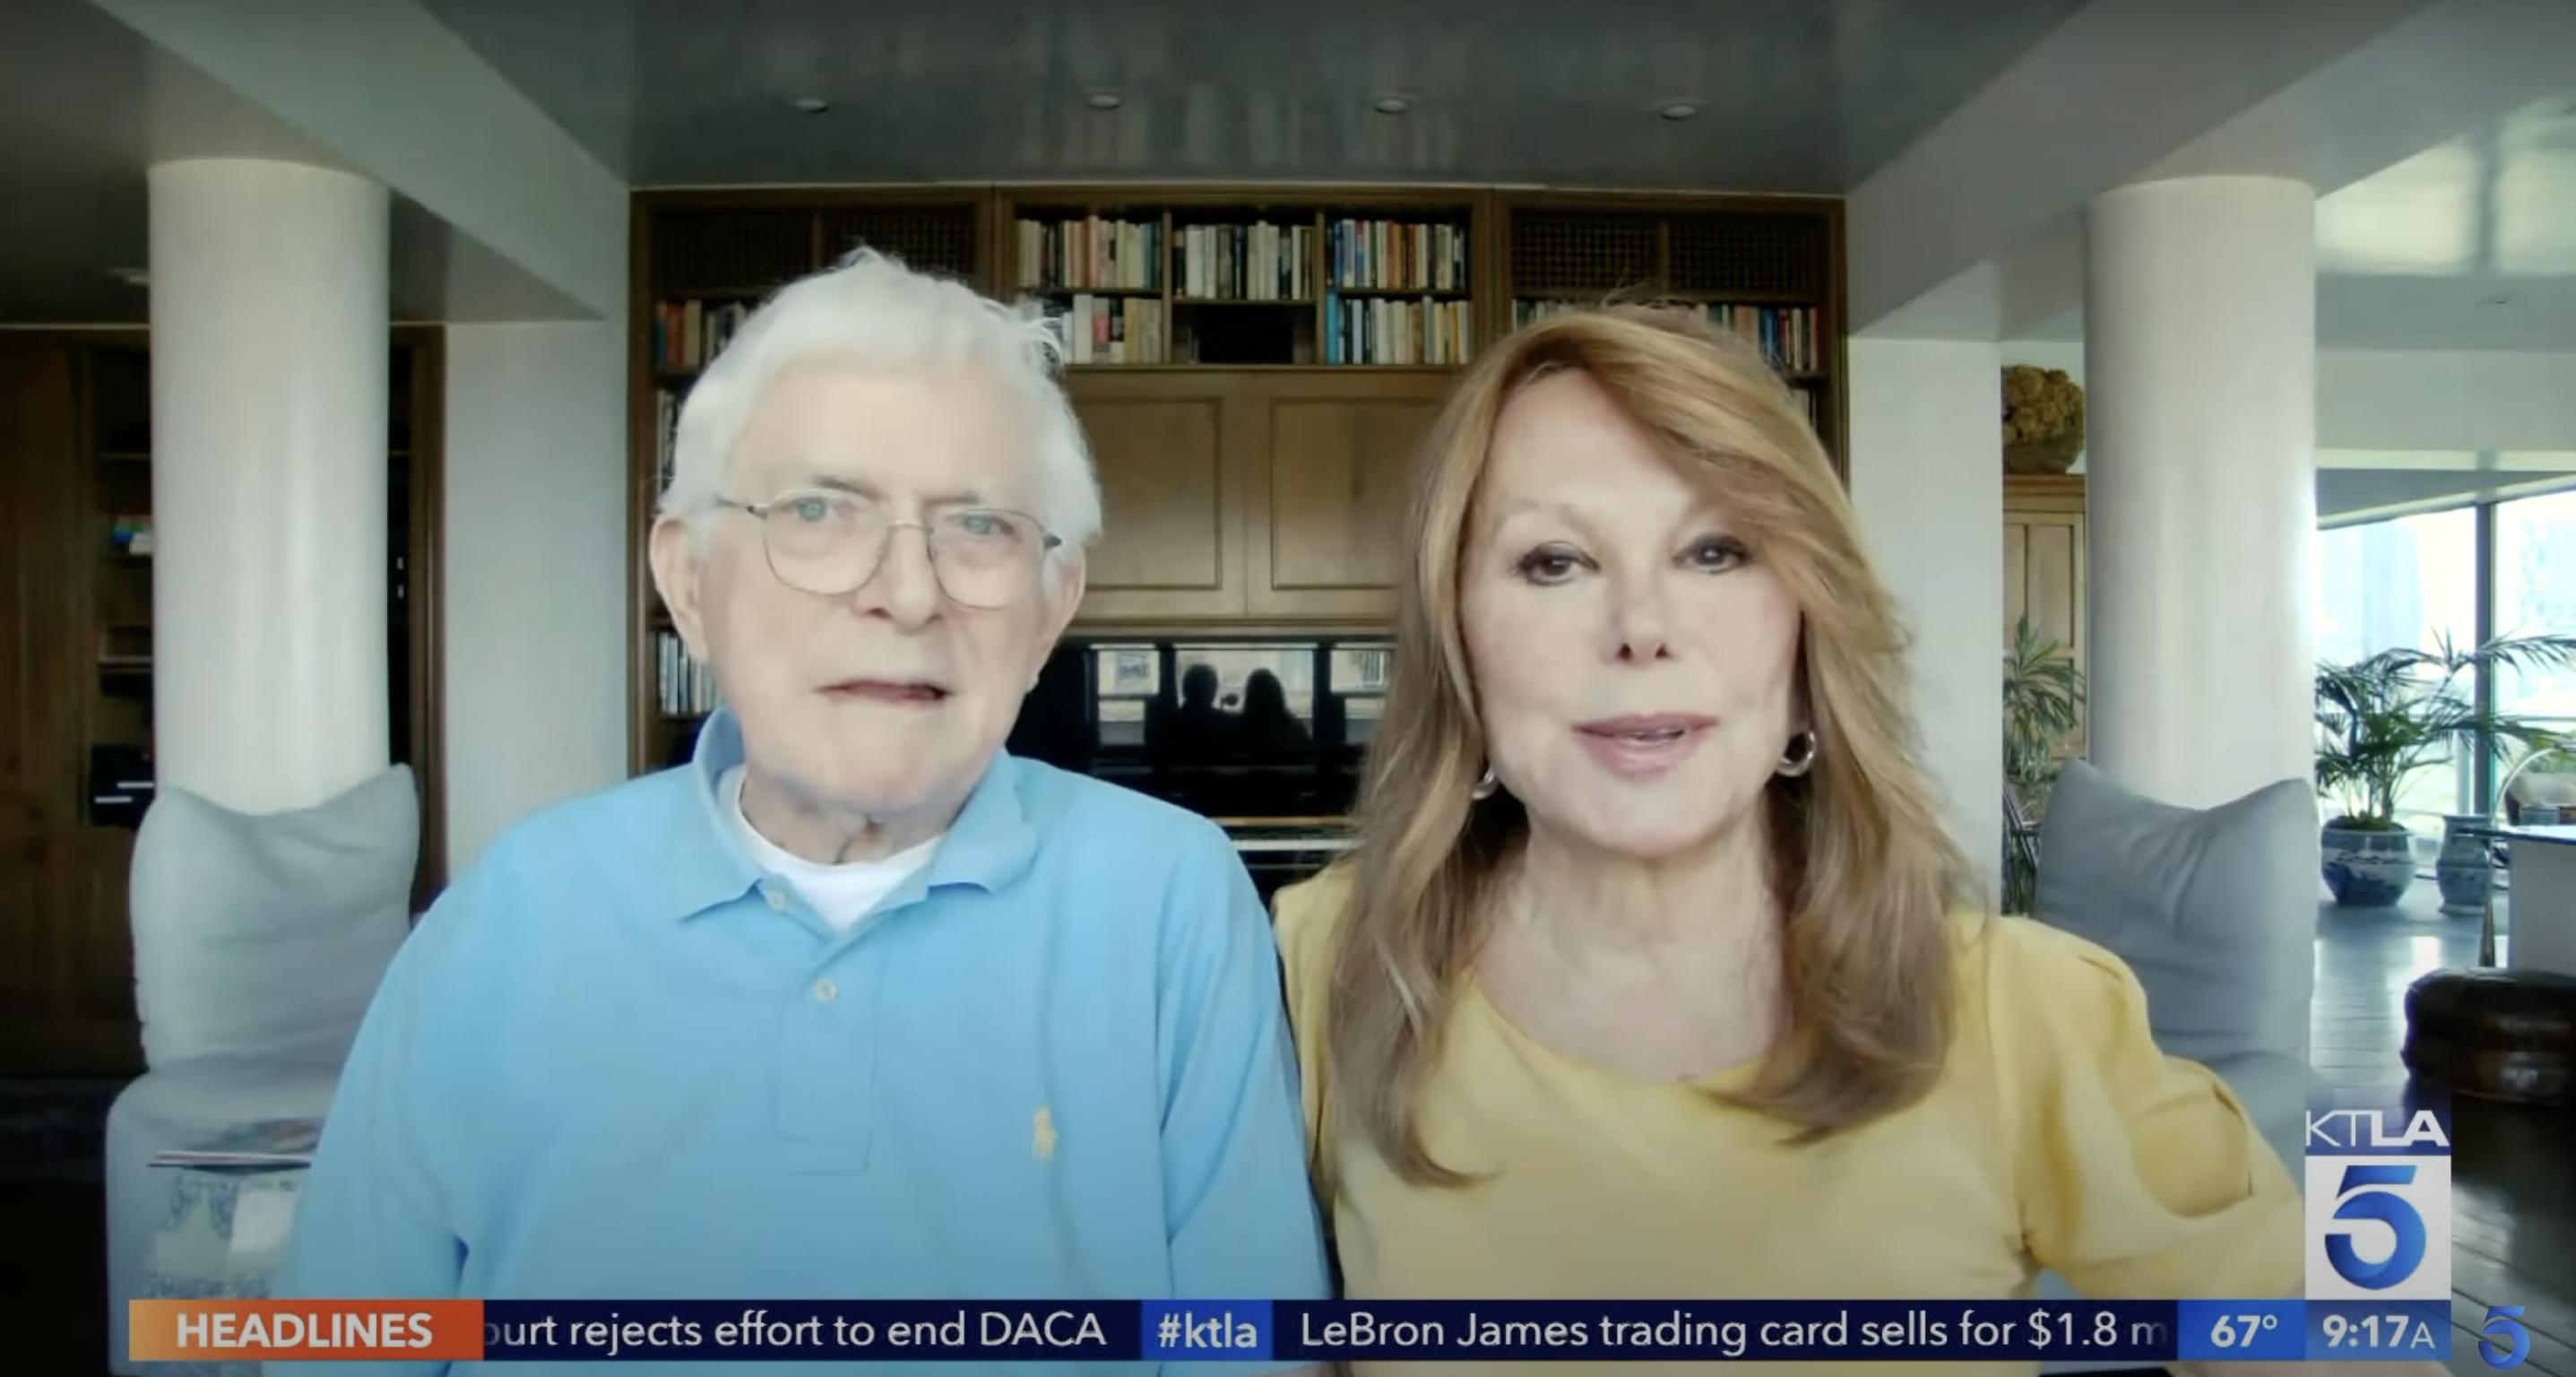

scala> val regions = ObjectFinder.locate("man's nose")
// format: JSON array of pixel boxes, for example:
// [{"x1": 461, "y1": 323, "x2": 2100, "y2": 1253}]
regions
[{"x1": 851, "y1": 524, "x2": 941, "y2": 627}]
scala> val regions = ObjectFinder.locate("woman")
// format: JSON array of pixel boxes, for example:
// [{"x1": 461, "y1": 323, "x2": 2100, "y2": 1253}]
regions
[{"x1": 1275, "y1": 308, "x2": 2338, "y2": 1375}]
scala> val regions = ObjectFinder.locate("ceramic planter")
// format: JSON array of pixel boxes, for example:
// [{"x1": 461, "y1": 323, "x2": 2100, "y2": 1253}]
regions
[{"x1": 2322, "y1": 821, "x2": 2414, "y2": 907}]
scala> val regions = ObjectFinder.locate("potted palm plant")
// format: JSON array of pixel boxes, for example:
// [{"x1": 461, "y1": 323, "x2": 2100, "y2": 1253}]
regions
[
  {"x1": 2001, "y1": 615, "x2": 2084, "y2": 914},
  {"x1": 2314, "y1": 633, "x2": 2576, "y2": 907}
]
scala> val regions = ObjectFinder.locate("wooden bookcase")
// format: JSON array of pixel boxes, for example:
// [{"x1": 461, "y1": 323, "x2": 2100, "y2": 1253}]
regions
[
  {"x1": 1500, "y1": 192, "x2": 1846, "y2": 462},
  {"x1": 0, "y1": 330, "x2": 445, "y2": 1073},
  {"x1": 627, "y1": 185, "x2": 1846, "y2": 774}
]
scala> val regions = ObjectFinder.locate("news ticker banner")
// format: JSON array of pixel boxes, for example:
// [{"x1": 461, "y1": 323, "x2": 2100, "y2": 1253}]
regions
[{"x1": 133, "y1": 1297, "x2": 2484, "y2": 1364}]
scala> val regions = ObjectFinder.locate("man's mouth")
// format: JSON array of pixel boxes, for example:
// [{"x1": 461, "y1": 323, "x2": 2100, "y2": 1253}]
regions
[{"x1": 821, "y1": 678, "x2": 950, "y2": 706}]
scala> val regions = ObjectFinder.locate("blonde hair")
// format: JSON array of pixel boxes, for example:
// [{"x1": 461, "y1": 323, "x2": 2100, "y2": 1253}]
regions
[{"x1": 1328, "y1": 307, "x2": 1972, "y2": 1183}]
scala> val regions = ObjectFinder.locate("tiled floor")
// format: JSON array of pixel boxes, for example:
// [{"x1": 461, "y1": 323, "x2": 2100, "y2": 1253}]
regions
[{"x1": 2313, "y1": 887, "x2": 2575, "y2": 1377}]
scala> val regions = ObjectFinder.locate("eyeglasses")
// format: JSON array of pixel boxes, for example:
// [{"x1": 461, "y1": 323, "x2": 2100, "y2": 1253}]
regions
[{"x1": 713, "y1": 488, "x2": 1062, "y2": 610}]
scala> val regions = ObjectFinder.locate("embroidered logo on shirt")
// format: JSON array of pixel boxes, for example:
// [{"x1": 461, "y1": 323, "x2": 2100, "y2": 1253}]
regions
[{"x1": 1033, "y1": 1106, "x2": 1058, "y2": 1162}]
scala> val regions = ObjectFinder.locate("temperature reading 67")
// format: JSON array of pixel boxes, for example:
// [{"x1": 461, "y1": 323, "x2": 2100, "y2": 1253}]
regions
[{"x1": 2209, "y1": 1313, "x2": 2281, "y2": 1348}]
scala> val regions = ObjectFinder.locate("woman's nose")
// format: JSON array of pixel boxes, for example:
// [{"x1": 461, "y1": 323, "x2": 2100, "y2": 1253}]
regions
[{"x1": 1606, "y1": 571, "x2": 1673, "y2": 663}]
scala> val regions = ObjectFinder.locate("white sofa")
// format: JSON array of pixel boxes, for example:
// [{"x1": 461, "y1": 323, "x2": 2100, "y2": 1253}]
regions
[{"x1": 104, "y1": 765, "x2": 416, "y2": 1374}]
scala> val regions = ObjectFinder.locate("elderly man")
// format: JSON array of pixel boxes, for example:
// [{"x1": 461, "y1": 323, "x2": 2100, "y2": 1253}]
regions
[{"x1": 275, "y1": 251, "x2": 1330, "y2": 1367}]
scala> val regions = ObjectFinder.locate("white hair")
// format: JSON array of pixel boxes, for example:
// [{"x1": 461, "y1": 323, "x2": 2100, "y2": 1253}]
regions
[{"x1": 657, "y1": 248, "x2": 1102, "y2": 551}]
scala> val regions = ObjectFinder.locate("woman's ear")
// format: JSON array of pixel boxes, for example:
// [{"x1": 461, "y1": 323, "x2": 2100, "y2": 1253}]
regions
[{"x1": 647, "y1": 514, "x2": 709, "y2": 660}]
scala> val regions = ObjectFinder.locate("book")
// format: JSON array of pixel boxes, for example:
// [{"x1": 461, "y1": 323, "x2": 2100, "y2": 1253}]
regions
[
  {"x1": 1015, "y1": 216, "x2": 1160, "y2": 290},
  {"x1": 150, "y1": 1117, "x2": 322, "y2": 1169},
  {"x1": 1331, "y1": 218, "x2": 1465, "y2": 291}
]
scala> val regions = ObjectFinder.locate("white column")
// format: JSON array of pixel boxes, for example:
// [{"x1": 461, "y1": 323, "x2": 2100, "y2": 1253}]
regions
[
  {"x1": 2084, "y1": 176, "x2": 2317, "y2": 809},
  {"x1": 1847, "y1": 336, "x2": 2006, "y2": 902},
  {"x1": 149, "y1": 159, "x2": 390, "y2": 814}
]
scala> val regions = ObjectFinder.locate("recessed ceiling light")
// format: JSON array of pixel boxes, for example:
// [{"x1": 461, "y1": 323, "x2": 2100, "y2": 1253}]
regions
[
  {"x1": 107, "y1": 266, "x2": 149, "y2": 288},
  {"x1": 1372, "y1": 94, "x2": 1412, "y2": 116},
  {"x1": 1658, "y1": 100, "x2": 1703, "y2": 121},
  {"x1": 1085, "y1": 91, "x2": 1123, "y2": 111},
  {"x1": 790, "y1": 96, "x2": 830, "y2": 115}
]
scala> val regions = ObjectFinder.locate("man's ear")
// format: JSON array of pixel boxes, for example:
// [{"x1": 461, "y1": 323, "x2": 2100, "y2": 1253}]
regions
[
  {"x1": 648, "y1": 514, "x2": 711, "y2": 659},
  {"x1": 1026, "y1": 550, "x2": 1087, "y2": 692}
]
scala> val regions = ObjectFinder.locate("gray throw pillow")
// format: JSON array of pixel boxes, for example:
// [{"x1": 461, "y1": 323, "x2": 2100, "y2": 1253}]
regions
[
  {"x1": 2032, "y1": 761, "x2": 2317, "y2": 1066},
  {"x1": 128, "y1": 765, "x2": 418, "y2": 1069}
]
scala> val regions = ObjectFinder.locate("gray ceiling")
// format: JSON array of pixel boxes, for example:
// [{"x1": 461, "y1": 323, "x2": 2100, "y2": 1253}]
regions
[
  {"x1": 418, "y1": 0, "x2": 2089, "y2": 190},
  {"x1": 0, "y1": 0, "x2": 590, "y2": 324}
]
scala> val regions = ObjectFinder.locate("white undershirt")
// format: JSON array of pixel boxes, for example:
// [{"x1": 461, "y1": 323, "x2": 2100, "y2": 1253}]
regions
[{"x1": 721, "y1": 766, "x2": 941, "y2": 931}]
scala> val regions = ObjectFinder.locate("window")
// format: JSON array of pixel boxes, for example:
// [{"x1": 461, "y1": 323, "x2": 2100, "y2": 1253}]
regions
[
  {"x1": 2495, "y1": 489, "x2": 2576, "y2": 723},
  {"x1": 2315, "y1": 507, "x2": 2478, "y2": 836},
  {"x1": 2315, "y1": 507, "x2": 2477, "y2": 663}
]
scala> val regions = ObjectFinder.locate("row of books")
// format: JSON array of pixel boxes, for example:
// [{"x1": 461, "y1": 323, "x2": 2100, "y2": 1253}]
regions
[
  {"x1": 1331, "y1": 219, "x2": 1467, "y2": 292},
  {"x1": 1508, "y1": 299, "x2": 1827, "y2": 375},
  {"x1": 1043, "y1": 296, "x2": 1167, "y2": 366},
  {"x1": 1705, "y1": 304, "x2": 1826, "y2": 375},
  {"x1": 1175, "y1": 222, "x2": 1313, "y2": 301},
  {"x1": 655, "y1": 631, "x2": 718, "y2": 717},
  {"x1": 652, "y1": 299, "x2": 749, "y2": 375},
  {"x1": 1016, "y1": 216, "x2": 1159, "y2": 291},
  {"x1": 1326, "y1": 295, "x2": 1473, "y2": 367}
]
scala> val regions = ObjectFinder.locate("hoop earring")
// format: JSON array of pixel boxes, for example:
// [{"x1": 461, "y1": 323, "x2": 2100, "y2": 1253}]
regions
[
  {"x1": 1470, "y1": 765, "x2": 1500, "y2": 801},
  {"x1": 1776, "y1": 729, "x2": 1818, "y2": 778}
]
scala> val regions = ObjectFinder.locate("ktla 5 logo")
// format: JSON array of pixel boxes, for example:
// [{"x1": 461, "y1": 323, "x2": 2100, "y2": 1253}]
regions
[
  {"x1": 2304, "y1": 1108, "x2": 2451, "y2": 1302},
  {"x1": 2478, "y1": 1306, "x2": 2531, "y2": 1370}
]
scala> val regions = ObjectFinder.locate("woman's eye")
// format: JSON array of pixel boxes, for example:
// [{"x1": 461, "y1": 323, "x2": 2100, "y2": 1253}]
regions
[
  {"x1": 1513, "y1": 546, "x2": 1587, "y2": 585},
  {"x1": 1682, "y1": 535, "x2": 1749, "y2": 572}
]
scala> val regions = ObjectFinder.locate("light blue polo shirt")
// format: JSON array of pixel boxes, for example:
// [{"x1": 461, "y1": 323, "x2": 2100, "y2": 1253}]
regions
[{"x1": 275, "y1": 711, "x2": 1330, "y2": 1373}]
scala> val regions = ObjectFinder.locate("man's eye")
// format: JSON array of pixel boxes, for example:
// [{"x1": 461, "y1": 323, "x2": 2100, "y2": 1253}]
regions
[
  {"x1": 1513, "y1": 547, "x2": 1586, "y2": 585},
  {"x1": 958, "y1": 512, "x2": 1003, "y2": 538},
  {"x1": 1684, "y1": 535, "x2": 1749, "y2": 572},
  {"x1": 789, "y1": 497, "x2": 834, "y2": 523}
]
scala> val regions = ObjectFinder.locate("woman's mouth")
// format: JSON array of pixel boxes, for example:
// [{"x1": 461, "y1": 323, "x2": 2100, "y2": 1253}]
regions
[{"x1": 1573, "y1": 714, "x2": 1716, "y2": 775}]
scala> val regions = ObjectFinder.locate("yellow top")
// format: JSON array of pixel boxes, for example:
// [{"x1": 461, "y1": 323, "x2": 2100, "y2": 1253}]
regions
[{"x1": 1274, "y1": 864, "x2": 2301, "y2": 1376}]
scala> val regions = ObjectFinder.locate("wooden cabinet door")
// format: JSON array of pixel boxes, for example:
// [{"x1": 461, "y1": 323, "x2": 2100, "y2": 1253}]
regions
[
  {"x1": 2003, "y1": 474, "x2": 2087, "y2": 756},
  {"x1": 0, "y1": 341, "x2": 142, "y2": 1073},
  {"x1": 1067, "y1": 373, "x2": 1249, "y2": 622},
  {"x1": 1246, "y1": 373, "x2": 1447, "y2": 619}
]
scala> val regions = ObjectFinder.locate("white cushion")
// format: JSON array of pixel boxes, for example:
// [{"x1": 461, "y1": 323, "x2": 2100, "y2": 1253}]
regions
[{"x1": 128, "y1": 766, "x2": 417, "y2": 1068}]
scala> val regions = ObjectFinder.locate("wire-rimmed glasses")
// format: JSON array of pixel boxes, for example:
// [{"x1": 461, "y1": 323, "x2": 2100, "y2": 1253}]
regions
[{"x1": 713, "y1": 488, "x2": 1061, "y2": 610}]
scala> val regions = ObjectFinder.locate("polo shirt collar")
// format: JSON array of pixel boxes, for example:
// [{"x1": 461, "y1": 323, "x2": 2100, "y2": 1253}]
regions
[{"x1": 661, "y1": 707, "x2": 1037, "y2": 922}]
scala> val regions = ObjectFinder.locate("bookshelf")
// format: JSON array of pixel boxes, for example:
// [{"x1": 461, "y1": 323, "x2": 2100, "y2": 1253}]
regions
[
  {"x1": 1500, "y1": 194, "x2": 1845, "y2": 454},
  {"x1": 627, "y1": 186, "x2": 1845, "y2": 774},
  {"x1": 995, "y1": 193, "x2": 1479, "y2": 370}
]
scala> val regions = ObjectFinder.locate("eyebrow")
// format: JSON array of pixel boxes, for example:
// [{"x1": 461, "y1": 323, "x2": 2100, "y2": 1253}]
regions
[
  {"x1": 1488, "y1": 498, "x2": 1586, "y2": 524},
  {"x1": 1485, "y1": 494, "x2": 1740, "y2": 536},
  {"x1": 800, "y1": 474, "x2": 993, "y2": 508}
]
